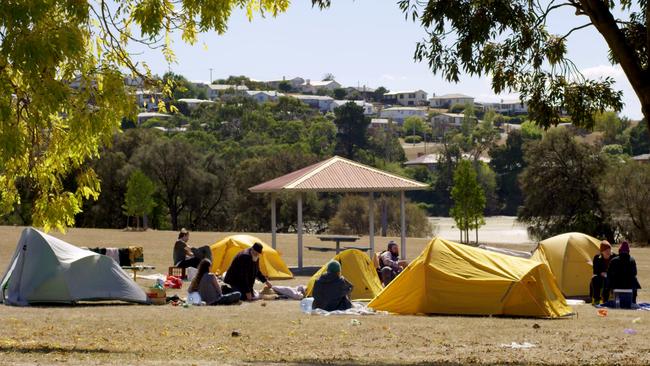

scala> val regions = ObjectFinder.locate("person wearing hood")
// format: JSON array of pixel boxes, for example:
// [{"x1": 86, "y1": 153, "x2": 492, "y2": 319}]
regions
[
  {"x1": 224, "y1": 243, "x2": 272, "y2": 301},
  {"x1": 607, "y1": 241, "x2": 642, "y2": 304},
  {"x1": 312, "y1": 260, "x2": 353, "y2": 312},
  {"x1": 590, "y1": 240, "x2": 616, "y2": 304}
]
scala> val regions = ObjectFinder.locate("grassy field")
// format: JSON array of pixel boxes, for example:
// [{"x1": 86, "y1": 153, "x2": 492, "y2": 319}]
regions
[{"x1": 0, "y1": 226, "x2": 649, "y2": 365}]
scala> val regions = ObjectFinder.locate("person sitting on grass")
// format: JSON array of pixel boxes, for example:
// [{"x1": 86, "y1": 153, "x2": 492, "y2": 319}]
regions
[
  {"x1": 173, "y1": 228, "x2": 201, "y2": 269},
  {"x1": 608, "y1": 241, "x2": 642, "y2": 304},
  {"x1": 590, "y1": 240, "x2": 616, "y2": 304},
  {"x1": 223, "y1": 243, "x2": 272, "y2": 301},
  {"x1": 378, "y1": 241, "x2": 408, "y2": 286},
  {"x1": 188, "y1": 259, "x2": 241, "y2": 305},
  {"x1": 312, "y1": 260, "x2": 353, "y2": 312}
]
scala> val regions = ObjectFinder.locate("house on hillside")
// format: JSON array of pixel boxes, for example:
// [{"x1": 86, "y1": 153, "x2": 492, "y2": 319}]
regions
[
  {"x1": 137, "y1": 112, "x2": 171, "y2": 125},
  {"x1": 429, "y1": 93, "x2": 475, "y2": 109},
  {"x1": 134, "y1": 90, "x2": 163, "y2": 111},
  {"x1": 330, "y1": 100, "x2": 376, "y2": 115},
  {"x1": 632, "y1": 153, "x2": 650, "y2": 163},
  {"x1": 265, "y1": 77, "x2": 305, "y2": 90},
  {"x1": 245, "y1": 90, "x2": 284, "y2": 103},
  {"x1": 379, "y1": 106, "x2": 428, "y2": 124},
  {"x1": 369, "y1": 118, "x2": 390, "y2": 130},
  {"x1": 481, "y1": 100, "x2": 528, "y2": 115},
  {"x1": 405, "y1": 153, "x2": 490, "y2": 170},
  {"x1": 431, "y1": 113, "x2": 466, "y2": 127},
  {"x1": 301, "y1": 79, "x2": 342, "y2": 94},
  {"x1": 383, "y1": 90, "x2": 428, "y2": 106},
  {"x1": 289, "y1": 94, "x2": 334, "y2": 113},
  {"x1": 345, "y1": 85, "x2": 376, "y2": 100},
  {"x1": 176, "y1": 98, "x2": 215, "y2": 111},
  {"x1": 208, "y1": 84, "x2": 249, "y2": 100}
]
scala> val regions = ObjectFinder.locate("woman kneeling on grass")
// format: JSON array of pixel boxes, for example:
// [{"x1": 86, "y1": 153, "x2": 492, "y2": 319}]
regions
[{"x1": 188, "y1": 259, "x2": 241, "y2": 305}]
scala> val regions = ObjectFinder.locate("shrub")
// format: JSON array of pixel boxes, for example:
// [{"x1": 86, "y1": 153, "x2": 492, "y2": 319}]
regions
[{"x1": 404, "y1": 135, "x2": 423, "y2": 144}]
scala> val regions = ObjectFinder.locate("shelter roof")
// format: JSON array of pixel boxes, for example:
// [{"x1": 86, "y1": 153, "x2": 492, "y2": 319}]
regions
[{"x1": 249, "y1": 156, "x2": 428, "y2": 193}]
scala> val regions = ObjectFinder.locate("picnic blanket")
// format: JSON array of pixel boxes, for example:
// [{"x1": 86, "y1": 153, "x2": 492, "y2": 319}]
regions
[
  {"x1": 596, "y1": 302, "x2": 650, "y2": 310},
  {"x1": 310, "y1": 302, "x2": 387, "y2": 316}
]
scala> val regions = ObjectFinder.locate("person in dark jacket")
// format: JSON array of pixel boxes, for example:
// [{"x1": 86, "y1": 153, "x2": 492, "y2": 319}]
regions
[
  {"x1": 608, "y1": 241, "x2": 642, "y2": 304},
  {"x1": 223, "y1": 243, "x2": 272, "y2": 301},
  {"x1": 173, "y1": 228, "x2": 201, "y2": 269},
  {"x1": 590, "y1": 240, "x2": 615, "y2": 304},
  {"x1": 312, "y1": 260, "x2": 353, "y2": 312}
]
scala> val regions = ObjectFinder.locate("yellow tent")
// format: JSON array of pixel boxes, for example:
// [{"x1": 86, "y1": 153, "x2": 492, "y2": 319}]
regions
[
  {"x1": 209, "y1": 235, "x2": 293, "y2": 280},
  {"x1": 305, "y1": 249, "x2": 383, "y2": 301},
  {"x1": 368, "y1": 238, "x2": 572, "y2": 318},
  {"x1": 530, "y1": 232, "x2": 601, "y2": 297}
]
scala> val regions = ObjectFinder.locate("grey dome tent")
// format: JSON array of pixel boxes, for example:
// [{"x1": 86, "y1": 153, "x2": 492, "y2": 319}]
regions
[{"x1": 1, "y1": 227, "x2": 147, "y2": 306}]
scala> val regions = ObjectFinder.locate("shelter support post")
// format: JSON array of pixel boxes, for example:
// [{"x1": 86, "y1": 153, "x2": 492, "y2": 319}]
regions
[
  {"x1": 400, "y1": 191, "x2": 406, "y2": 260},
  {"x1": 297, "y1": 193, "x2": 303, "y2": 269},
  {"x1": 271, "y1": 193, "x2": 277, "y2": 249},
  {"x1": 369, "y1": 192, "x2": 375, "y2": 256}
]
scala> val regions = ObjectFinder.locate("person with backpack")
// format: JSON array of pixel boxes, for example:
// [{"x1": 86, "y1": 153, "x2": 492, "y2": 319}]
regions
[{"x1": 378, "y1": 241, "x2": 408, "y2": 286}]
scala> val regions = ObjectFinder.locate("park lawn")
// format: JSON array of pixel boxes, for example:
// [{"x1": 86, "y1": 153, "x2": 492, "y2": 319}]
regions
[{"x1": 0, "y1": 226, "x2": 648, "y2": 365}]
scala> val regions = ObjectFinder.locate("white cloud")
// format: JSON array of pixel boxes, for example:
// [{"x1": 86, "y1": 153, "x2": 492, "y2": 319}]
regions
[{"x1": 581, "y1": 64, "x2": 625, "y2": 79}]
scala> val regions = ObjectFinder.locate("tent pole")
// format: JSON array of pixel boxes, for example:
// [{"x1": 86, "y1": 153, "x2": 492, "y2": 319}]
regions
[
  {"x1": 297, "y1": 193, "x2": 303, "y2": 270},
  {"x1": 271, "y1": 193, "x2": 277, "y2": 249},
  {"x1": 368, "y1": 192, "x2": 375, "y2": 256},
  {"x1": 400, "y1": 191, "x2": 406, "y2": 260}
]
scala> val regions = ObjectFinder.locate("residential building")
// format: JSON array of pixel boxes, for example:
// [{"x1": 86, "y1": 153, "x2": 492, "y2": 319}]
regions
[
  {"x1": 329, "y1": 100, "x2": 376, "y2": 115},
  {"x1": 265, "y1": 76, "x2": 305, "y2": 90},
  {"x1": 369, "y1": 118, "x2": 390, "y2": 130},
  {"x1": 481, "y1": 99, "x2": 528, "y2": 115},
  {"x1": 301, "y1": 79, "x2": 342, "y2": 94},
  {"x1": 208, "y1": 84, "x2": 249, "y2": 100},
  {"x1": 345, "y1": 85, "x2": 376, "y2": 100},
  {"x1": 383, "y1": 90, "x2": 428, "y2": 106},
  {"x1": 134, "y1": 90, "x2": 163, "y2": 111},
  {"x1": 404, "y1": 153, "x2": 490, "y2": 169},
  {"x1": 431, "y1": 113, "x2": 466, "y2": 127},
  {"x1": 245, "y1": 90, "x2": 284, "y2": 103},
  {"x1": 137, "y1": 112, "x2": 171, "y2": 125},
  {"x1": 176, "y1": 98, "x2": 215, "y2": 111},
  {"x1": 289, "y1": 94, "x2": 334, "y2": 113},
  {"x1": 632, "y1": 154, "x2": 650, "y2": 163},
  {"x1": 379, "y1": 106, "x2": 428, "y2": 124},
  {"x1": 429, "y1": 93, "x2": 475, "y2": 109}
]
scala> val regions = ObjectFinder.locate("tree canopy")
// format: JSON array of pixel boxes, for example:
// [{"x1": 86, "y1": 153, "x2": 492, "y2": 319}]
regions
[{"x1": 0, "y1": 0, "x2": 290, "y2": 231}]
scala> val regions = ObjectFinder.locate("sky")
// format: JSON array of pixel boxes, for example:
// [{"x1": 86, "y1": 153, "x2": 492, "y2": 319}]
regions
[{"x1": 129, "y1": 1, "x2": 642, "y2": 120}]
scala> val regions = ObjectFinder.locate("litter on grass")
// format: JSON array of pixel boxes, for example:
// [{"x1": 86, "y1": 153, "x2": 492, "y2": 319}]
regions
[{"x1": 501, "y1": 342, "x2": 536, "y2": 349}]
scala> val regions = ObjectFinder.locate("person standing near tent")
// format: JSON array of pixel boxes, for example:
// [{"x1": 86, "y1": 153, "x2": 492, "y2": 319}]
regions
[
  {"x1": 223, "y1": 243, "x2": 272, "y2": 301},
  {"x1": 312, "y1": 260, "x2": 353, "y2": 311},
  {"x1": 590, "y1": 241, "x2": 616, "y2": 304},
  {"x1": 378, "y1": 241, "x2": 408, "y2": 286},
  {"x1": 608, "y1": 241, "x2": 642, "y2": 304},
  {"x1": 173, "y1": 228, "x2": 201, "y2": 269},
  {"x1": 188, "y1": 259, "x2": 241, "y2": 305}
]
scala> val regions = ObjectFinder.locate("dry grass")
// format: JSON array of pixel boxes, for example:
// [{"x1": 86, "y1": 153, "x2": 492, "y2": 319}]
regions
[{"x1": 0, "y1": 226, "x2": 649, "y2": 365}]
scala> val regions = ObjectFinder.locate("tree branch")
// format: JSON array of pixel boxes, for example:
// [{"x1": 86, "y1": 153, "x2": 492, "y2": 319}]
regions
[{"x1": 559, "y1": 22, "x2": 593, "y2": 41}]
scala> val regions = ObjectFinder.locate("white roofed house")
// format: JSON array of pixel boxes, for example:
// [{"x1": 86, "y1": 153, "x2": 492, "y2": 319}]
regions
[
  {"x1": 379, "y1": 106, "x2": 428, "y2": 125},
  {"x1": 134, "y1": 90, "x2": 163, "y2": 111},
  {"x1": 266, "y1": 76, "x2": 305, "y2": 90},
  {"x1": 429, "y1": 93, "x2": 475, "y2": 109},
  {"x1": 245, "y1": 90, "x2": 284, "y2": 103},
  {"x1": 369, "y1": 118, "x2": 390, "y2": 130},
  {"x1": 383, "y1": 90, "x2": 428, "y2": 106},
  {"x1": 330, "y1": 100, "x2": 376, "y2": 115},
  {"x1": 301, "y1": 79, "x2": 342, "y2": 94},
  {"x1": 208, "y1": 84, "x2": 249, "y2": 100},
  {"x1": 176, "y1": 98, "x2": 215, "y2": 112},
  {"x1": 137, "y1": 112, "x2": 171, "y2": 125},
  {"x1": 289, "y1": 94, "x2": 334, "y2": 113},
  {"x1": 431, "y1": 112, "x2": 466, "y2": 127}
]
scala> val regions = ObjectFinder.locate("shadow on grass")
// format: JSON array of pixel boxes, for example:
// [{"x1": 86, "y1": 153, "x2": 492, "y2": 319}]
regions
[
  {"x1": 26, "y1": 302, "x2": 142, "y2": 308},
  {"x1": 0, "y1": 344, "x2": 127, "y2": 354}
]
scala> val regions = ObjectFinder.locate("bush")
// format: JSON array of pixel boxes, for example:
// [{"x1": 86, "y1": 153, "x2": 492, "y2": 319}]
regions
[
  {"x1": 404, "y1": 135, "x2": 423, "y2": 144},
  {"x1": 448, "y1": 103, "x2": 466, "y2": 113},
  {"x1": 327, "y1": 194, "x2": 434, "y2": 237}
]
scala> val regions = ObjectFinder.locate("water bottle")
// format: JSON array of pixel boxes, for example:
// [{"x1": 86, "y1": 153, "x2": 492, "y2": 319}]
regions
[{"x1": 300, "y1": 297, "x2": 314, "y2": 313}]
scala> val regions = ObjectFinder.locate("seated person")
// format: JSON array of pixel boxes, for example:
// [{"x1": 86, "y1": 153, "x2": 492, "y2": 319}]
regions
[
  {"x1": 608, "y1": 241, "x2": 642, "y2": 305},
  {"x1": 312, "y1": 260, "x2": 353, "y2": 311},
  {"x1": 188, "y1": 259, "x2": 241, "y2": 305},
  {"x1": 590, "y1": 240, "x2": 615, "y2": 304},
  {"x1": 378, "y1": 241, "x2": 408, "y2": 286},
  {"x1": 223, "y1": 243, "x2": 272, "y2": 301},
  {"x1": 173, "y1": 228, "x2": 201, "y2": 269}
]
